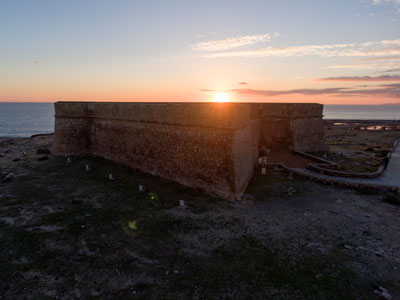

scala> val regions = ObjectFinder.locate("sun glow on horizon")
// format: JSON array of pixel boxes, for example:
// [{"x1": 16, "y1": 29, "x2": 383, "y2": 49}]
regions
[{"x1": 213, "y1": 93, "x2": 230, "y2": 102}]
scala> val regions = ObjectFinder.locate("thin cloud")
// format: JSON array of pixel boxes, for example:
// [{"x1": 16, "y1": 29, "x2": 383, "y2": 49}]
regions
[
  {"x1": 383, "y1": 68, "x2": 400, "y2": 73},
  {"x1": 34, "y1": 60, "x2": 40, "y2": 64},
  {"x1": 359, "y1": 56, "x2": 400, "y2": 61},
  {"x1": 238, "y1": 82, "x2": 248, "y2": 85},
  {"x1": 196, "y1": 38, "x2": 400, "y2": 58},
  {"x1": 372, "y1": 0, "x2": 400, "y2": 4},
  {"x1": 202, "y1": 84, "x2": 400, "y2": 98},
  {"x1": 190, "y1": 33, "x2": 280, "y2": 51},
  {"x1": 316, "y1": 75, "x2": 400, "y2": 81},
  {"x1": 328, "y1": 62, "x2": 400, "y2": 70}
]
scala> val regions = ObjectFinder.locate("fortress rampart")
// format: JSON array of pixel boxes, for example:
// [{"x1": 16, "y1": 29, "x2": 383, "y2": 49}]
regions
[{"x1": 53, "y1": 102, "x2": 324, "y2": 199}]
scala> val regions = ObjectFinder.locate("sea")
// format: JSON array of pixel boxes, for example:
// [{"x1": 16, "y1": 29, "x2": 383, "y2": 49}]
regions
[{"x1": 0, "y1": 102, "x2": 400, "y2": 137}]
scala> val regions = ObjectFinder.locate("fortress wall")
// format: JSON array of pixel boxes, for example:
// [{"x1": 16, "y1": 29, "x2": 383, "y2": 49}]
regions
[
  {"x1": 53, "y1": 117, "x2": 92, "y2": 156},
  {"x1": 289, "y1": 117, "x2": 326, "y2": 152},
  {"x1": 90, "y1": 118, "x2": 237, "y2": 197},
  {"x1": 233, "y1": 120, "x2": 259, "y2": 194},
  {"x1": 53, "y1": 101, "x2": 325, "y2": 199},
  {"x1": 257, "y1": 103, "x2": 325, "y2": 152},
  {"x1": 257, "y1": 103, "x2": 323, "y2": 118},
  {"x1": 53, "y1": 102, "x2": 253, "y2": 199}
]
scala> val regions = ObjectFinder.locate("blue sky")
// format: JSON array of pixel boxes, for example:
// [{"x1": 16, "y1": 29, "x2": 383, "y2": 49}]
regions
[{"x1": 1, "y1": 0, "x2": 399, "y2": 103}]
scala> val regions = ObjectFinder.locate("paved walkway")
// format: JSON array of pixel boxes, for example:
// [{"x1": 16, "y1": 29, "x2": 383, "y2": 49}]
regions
[{"x1": 292, "y1": 141, "x2": 400, "y2": 189}]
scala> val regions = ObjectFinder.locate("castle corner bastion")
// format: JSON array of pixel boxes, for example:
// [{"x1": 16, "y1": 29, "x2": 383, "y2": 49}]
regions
[{"x1": 53, "y1": 102, "x2": 325, "y2": 199}]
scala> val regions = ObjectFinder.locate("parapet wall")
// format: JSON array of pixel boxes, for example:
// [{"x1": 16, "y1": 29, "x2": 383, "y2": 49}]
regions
[{"x1": 53, "y1": 101, "x2": 325, "y2": 199}]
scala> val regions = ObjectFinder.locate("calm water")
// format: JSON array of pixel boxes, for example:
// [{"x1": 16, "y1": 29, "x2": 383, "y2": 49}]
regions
[
  {"x1": 0, "y1": 103, "x2": 400, "y2": 137},
  {"x1": 323, "y1": 105, "x2": 400, "y2": 120}
]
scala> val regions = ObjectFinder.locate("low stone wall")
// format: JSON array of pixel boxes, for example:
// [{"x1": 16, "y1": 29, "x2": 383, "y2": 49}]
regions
[
  {"x1": 306, "y1": 164, "x2": 384, "y2": 179},
  {"x1": 265, "y1": 163, "x2": 399, "y2": 193}
]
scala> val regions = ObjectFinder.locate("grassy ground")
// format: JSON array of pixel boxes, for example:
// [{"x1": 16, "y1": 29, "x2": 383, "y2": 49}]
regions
[
  {"x1": 1, "y1": 146, "x2": 400, "y2": 299},
  {"x1": 310, "y1": 123, "x2": 400, "y2": 173}
]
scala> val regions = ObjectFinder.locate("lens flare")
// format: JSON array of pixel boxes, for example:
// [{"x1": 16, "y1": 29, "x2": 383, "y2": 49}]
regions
[{"x1": 128, "y1": 221, "x2": 137, "y2": 230}]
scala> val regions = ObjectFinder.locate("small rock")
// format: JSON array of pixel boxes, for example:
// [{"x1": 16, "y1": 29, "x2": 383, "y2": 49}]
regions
[
  {"x1": 380, "y1": 291, "x2": 392, "y2": 300},
  {"x1": 138, "y1": 185, "x2": 145, "y2": 192},
  {"x1": 344, "y1": 245, "x2": 353, "y2": 250},
  {"x1": 379, "y1": 287, "x2": 388, "y2": 293},
  {"x1": 2, "y1": 173, "x2": 15, "y2": 183},
  {"x1": 374, "y1": 287, "x2": 392, "y2": 300},
  {"x1": 179, "y1": 200, "x2": 185, "y2": 208}
]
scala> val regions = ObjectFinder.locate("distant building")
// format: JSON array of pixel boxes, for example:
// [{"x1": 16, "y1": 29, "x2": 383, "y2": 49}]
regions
[{"x1": 53, "y1": 102, "x2": 325, "y2": 199}]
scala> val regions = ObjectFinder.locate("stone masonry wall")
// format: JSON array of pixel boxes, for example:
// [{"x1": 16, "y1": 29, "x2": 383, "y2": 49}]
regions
[
  {"x1": 54, "y1": 102, "x2": 253, "y2": 199},
  {"x1": 256, "y1": 103, "x2": 325, "y2": 152},
  {"x1": 53, "y1": 101, "x2": 325, "y2": 199}
]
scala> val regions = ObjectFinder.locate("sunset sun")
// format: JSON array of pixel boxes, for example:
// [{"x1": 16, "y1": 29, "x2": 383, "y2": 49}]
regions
[{"x1": 213, "y1": 93, "x2": 230, "y2": 102}]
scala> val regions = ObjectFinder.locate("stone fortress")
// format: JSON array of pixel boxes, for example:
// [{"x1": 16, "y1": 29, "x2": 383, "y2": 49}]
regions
[{"x1": 53, "y1": 102, "x2": 325, "y2": 199}]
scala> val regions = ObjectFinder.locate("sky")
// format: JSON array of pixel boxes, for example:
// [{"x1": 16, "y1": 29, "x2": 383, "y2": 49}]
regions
[{"x1": 0, "y1": 0, "x2": 400, "y2": 104}]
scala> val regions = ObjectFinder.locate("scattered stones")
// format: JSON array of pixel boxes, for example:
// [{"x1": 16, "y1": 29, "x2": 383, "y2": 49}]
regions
[
  {"x1": 303, "y1": 211, "x2": 312, "y2": 217},
  {"x1": 138, "y1": 185, "x2": 145, "y2": 192},
  {"x1": 344, "y1": 244, "x2": 353, "y2": 250}
]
